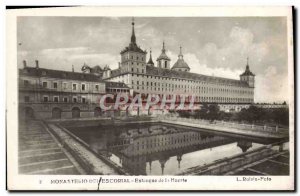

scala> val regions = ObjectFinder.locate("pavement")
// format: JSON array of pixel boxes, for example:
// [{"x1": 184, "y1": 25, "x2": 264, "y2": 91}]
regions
[{"x1": 18, "y1": 121, "x2": 79, "y2": 175}]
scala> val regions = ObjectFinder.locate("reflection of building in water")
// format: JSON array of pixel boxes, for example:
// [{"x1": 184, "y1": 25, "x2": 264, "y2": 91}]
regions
[
  {"x1": 105, "y1": 124, "x2": 234, "y2": 175},
  {"x1": 237, "y1": 140, "x2": 253, "y2": 152}
]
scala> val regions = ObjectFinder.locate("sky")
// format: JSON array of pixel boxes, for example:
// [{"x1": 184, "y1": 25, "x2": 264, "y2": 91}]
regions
[{"x1": 17, "y1": 17, "x2": 289, "y2": 103}]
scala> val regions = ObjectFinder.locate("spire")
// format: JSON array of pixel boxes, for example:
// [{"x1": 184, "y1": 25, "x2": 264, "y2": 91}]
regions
[
  {"x1": 162, "y1": 41, "x2": 166, "y2": 53},
  {"x1": 246, "y1": 57, "x2": 250, "y2": 71},
  {"x1": 178, "y1": 46, "x2": 183, "y2": 59},
  {"x1": 72, "y1": 64, "x2": 74, "y2": 72},
  {"x1": 156, "y1": 42, "x2": 171, "y2": 61},
  {"x1": 147, "y1": 48, "x2": 154, "y2": 66},
  {"x1": 131, "y1": 17, "x2": 136, "y2": 44},
  {"x1": 240, "y1": 57, "x2": 255, "y2": 77}
]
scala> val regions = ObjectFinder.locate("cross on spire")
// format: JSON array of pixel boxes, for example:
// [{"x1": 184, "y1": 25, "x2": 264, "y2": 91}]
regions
[{"x1": 178, "y1": 46, "x2": 183, "y2": 59}]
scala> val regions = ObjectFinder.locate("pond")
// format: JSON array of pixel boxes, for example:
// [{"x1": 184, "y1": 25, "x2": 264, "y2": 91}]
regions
[{"x1": 68, "y1": 123, "x2": 281, "y2": 175}]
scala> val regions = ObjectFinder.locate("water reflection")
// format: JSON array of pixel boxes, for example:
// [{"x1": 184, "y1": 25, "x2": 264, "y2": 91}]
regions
[{"x1": 69, "y1": 123, "x2": 275, "y2": 175}]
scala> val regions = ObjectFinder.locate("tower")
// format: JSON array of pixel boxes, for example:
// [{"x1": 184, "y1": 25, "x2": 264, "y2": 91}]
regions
[
  {"x1": 120, "y1": 18, "x2": 147, "y2": 74},
  {"x1": 156, "y1": 42, "x2": 170, "y2": 69},
  {"x1": 240, "y1": 57, "x2": 255, "y2": 88},
  {"x1": 171, "y1": 46, "x2": 190, "y2": 72},
  {"x1": 146, "y1": 48, "x2": 154, "y2": 66}
]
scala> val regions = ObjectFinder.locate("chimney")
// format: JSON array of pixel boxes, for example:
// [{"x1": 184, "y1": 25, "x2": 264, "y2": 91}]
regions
[
  {"x1": 35, "y1": 60, "x2": 39, "y2": 68},
  {"x1": 23, "y1": 60, "x2": 27, "y2": 68}
]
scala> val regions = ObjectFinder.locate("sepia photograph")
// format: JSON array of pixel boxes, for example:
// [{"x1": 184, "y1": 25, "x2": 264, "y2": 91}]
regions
[{"x1": 6, "y1": 6, "x2": 294, "y2": 191}]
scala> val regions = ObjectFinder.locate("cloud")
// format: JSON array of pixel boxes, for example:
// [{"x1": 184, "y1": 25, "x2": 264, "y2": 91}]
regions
[
  {"x1": 17, "y1": 17, "x2": 288, "y2": 103},
  {"x1": 254, "y1": 66, "x2": 288, "y2": 103},
  {"x1": 18, "y1": 47, "x2": 120, "y2": 72},
  {"x1": 197, "y1": 26, "x2": 270, "y2": 74}
]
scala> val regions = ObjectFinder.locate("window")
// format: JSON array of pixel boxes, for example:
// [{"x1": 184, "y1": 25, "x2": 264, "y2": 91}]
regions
[
  {"x1": 82, "y1": 97, "x2": 86, "y2": 103},
  {"x1": 24, "y1": 80, "x2": 29, "y2": 86},
  {"x1": 53, "y1": 96, "x2": 59, "y2": 102},
  {"x1": 72, "y1": 84, "x2": 77, "y2": 90},
  {"x1": 43, "y1": 96, "x2": 49, "y2": 102},
  {"x1": 63, "y1": 82, "x2": 67, "y2": 89},
  {"x1": 42, "y1": 81, "x2": 47, "y2": 88},
  {"x1": 95, "y1": 84, "x2": 99, "y2": 91},
  {"x1": 24, "y1": 96, "x2": 29, "y2": 102},
  {"x1": 81, "y1": 84, "x2": 86, "y2": 91},
  {"x1": 53, "y1": 82, "x2": 58, "y2": 89},
  {"x1": 73, "y1": 97, "x2": 77, "y2": 103},
  {"x1": 63, "y1": 97, "x2": 68, "y2": 103}
]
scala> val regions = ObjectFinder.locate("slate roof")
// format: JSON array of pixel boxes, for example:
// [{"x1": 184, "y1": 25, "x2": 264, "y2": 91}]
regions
[
  {"x1": 147, "y1": 51, "x2": 154, "y2": 66},
  {"x1": 240, "y1": 65, "x2": 255, "y2": 76},
  {"x1": 19, "y1": 67, "x2": 105, "y2": 82},
  {"x1": 108, "y1": 66, "x2": 249, "y2": 87},
  {"x1": 172, "y1": 58, "x2": 190, "y2": 70},
  {"x1": 120, "y1": 42, "x2": 147, "y2": 54},
  {"x1": 145, "y1": 66, "x2": 249, "y2": 87},
  {"x1": 105, "y1": 81, "x2": 130, "y2": 89},
  {"x1": 157, "y1": 42, "x2": 170, "y2": 61}
]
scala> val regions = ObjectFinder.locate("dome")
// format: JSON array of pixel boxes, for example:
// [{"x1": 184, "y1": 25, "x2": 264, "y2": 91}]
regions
[
  {"x1": 172, "y1": 59, "x2": 190, "y2": 70},
  {"x1": 171, "y1": 46, "x2": 190, "y2": 71},
  {"x1": 156, "y1": 42, "x2": 170, "y2": 61}
]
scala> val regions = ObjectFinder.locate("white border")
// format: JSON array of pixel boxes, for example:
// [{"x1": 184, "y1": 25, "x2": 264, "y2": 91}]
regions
[{"x1": 6, "y1": 6, "x2": 294, "y2": 191}]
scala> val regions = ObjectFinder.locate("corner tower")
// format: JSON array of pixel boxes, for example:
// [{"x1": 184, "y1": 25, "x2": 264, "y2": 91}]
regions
[
  {"x1": 120, "y1": 18, "x2": 147, "y2": 74},
  {"x1": 240, "y1": 57, "x2": 255, "y2": 88}
]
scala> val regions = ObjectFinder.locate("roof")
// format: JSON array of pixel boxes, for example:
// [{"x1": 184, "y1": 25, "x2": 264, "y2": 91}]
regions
[
  {"x1": 120, "y1": 20, "x2": 147, "y2": 55},
  {"x1": 171, "y1": 46, "x2": 190, "y2": 70},
  {"x1": 172, "y1": 58, "x2": 190, "y2": 70},
  {"x1": 19, "y1": 67, "x2": 105, "y2": 82},
  {"x1": 108, "y1": 66, "x2": 249, "y2": 87},
  {"x1": 147, "y1": 51, "x2": 154, "y2": 65},
  {"x1": 157, "y1": 52, "x2": 170, "y2": 61},
  {"x1": 240, "y1": 65, "x2": 255, "y2": 76},
  {"x1": 105, "y1": 81, "x2": 130, "y2": 89},
  {"x1": 145, "y1": 66, "x2": 249, "y2": 87},
  {"x1": 120, "y1": 43, "x2": 147, "y2": 54},
  {"x1": 157, "y1": 42, "x2": 170, "y2": 61}
]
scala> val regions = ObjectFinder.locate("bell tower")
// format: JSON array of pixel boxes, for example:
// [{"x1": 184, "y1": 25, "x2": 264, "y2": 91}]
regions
[{"x1": 156, "y1": 42, "x2": 171, "y2": 69}]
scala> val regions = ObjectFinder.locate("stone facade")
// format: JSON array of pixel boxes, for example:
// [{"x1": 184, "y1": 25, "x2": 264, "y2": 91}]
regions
[
  {"x1": 104, "y1": 19, "x2": 255, "y2": 105},
  {"x1": 19, "y1": 64, "x2": 130, "y2": 120}
]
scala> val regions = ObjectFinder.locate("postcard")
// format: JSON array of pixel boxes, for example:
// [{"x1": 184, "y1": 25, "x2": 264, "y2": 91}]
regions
[{"x1": 6, "y1": 6, "x2": 294, "y2": 191}]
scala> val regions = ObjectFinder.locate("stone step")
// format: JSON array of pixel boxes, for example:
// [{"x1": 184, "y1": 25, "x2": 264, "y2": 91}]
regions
[
  {"x1": 20, "y1": 139, "x2": 56, "y2": 147},
  {"x1": 20, "y1": 135, "x2": 52, "y2": 140},
  {"x1": 19, "y1": 148, "x2": 62, "y2": 158},
  {"x1": 19, "y1": 130, "x2": 45, "y2": 135},
  {"x1": 19, "y1": 159, "x2": 72, "y2": 174},
  {"x1": 28, "y1": 165, "x2": 78, "y2": 175},
  {"x1": 19, "y1": 132, "x2": 50, "y2": 137},
  {"x1": 19, "y1": 151, "x2": 66, "y2": 165},
  {"x1": 19, "y1": 142, "x2": 58, "y2": 151}
]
